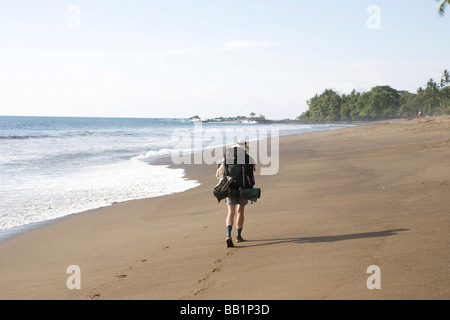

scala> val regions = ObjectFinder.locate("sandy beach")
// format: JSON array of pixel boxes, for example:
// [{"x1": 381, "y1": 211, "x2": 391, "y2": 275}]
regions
[{"x1": 0, "y1": 116, "x2": 449, "y2": 300}]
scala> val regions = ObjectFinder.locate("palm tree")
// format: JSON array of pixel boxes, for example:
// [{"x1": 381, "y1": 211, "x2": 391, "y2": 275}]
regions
[
  {"x1": 443, "y1": 70, "x2": 450, "y2": 84},
  {"x1": 426, "y1": 78, "x2": 439, "y2": 92},
  {"x1": 437, "y1": 0, "x2": 450, "y2": 15},
  {"x1": 440, "y1": 70, "x2": 450, "y2": 89}
]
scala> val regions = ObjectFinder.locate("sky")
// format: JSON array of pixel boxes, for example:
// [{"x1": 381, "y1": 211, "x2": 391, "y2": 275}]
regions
[{"x1": 0, "y1": 0, "x2": 449, "y2": 120}]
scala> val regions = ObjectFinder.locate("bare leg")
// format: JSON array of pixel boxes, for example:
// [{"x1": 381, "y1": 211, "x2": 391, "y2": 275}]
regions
[
  {"x1": 226, "y1": 204, "x2": 236, "y2": 247},
  {"x1": 236, "y1": 204, "x2": 245, "y2": 229},
  {"x1": 226, "y1": 204, "x2": 236, "y2": 227}
]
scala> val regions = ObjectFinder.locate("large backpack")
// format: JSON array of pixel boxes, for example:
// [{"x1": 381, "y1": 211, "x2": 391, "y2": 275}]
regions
[{"x1": 224, "y1": 147, "x2": 255, "y2": 190}]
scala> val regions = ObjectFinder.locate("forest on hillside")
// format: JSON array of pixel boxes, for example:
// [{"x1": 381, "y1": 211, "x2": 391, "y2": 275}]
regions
[{"x1": 298, "y1": 70, "x2": 450, "y2": 123}]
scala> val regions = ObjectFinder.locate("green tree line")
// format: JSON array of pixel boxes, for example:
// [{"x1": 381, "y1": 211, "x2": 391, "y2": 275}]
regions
[{"x1": 298, "y1": 70, "x2": 450, "y2": 122}]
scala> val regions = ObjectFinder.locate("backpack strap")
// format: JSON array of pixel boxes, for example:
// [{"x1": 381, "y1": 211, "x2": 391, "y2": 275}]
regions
[{"x1": 223, "y1": 151, "x2": 229, "y2": 176}]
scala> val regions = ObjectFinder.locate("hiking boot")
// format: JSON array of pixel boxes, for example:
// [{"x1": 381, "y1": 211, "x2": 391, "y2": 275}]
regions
[
  {"x1": 226, "y1": 236, "x2": 234, "y2": 248},
  {"x1": 236, "y1": 235, "x2": 245, "y2": 243}
]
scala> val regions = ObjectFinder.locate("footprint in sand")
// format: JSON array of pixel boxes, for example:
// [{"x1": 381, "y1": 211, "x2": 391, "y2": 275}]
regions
[
  {"x1": 88, "y1": 288, "x2": 101, "y2": 300},
  {"x1": 88, "y1": 257, "x2": 148, "y2": 299},
  {"x1": 193, "y1": 249, "x2": 237, "y2": 296}
]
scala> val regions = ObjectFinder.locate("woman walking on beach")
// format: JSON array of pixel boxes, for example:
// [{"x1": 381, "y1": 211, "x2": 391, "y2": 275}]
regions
[{"x1": 216, "y1": 139, "x2": 256, "y2": 248}]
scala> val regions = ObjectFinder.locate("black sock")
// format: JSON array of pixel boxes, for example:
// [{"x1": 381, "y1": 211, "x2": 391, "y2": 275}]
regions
[{"x1": 226, "y1": 225, "x2": 232, "y2": 237}]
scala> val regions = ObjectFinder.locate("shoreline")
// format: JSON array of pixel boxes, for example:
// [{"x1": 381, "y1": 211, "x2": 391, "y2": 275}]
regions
[
  {"x1": 0, "y1": 124, "x2": 349, "y2": 243},
  {"x1": 1, "y1": 116, "x2": 449, "y2": 299}
]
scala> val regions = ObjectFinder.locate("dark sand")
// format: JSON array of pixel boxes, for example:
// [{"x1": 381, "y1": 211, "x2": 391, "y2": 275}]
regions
[{"x1": 0, "y1": 116, "x2": 449, "y2": 300}]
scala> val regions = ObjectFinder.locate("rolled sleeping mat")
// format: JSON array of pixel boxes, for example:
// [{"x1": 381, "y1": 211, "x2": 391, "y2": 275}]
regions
[{"x1": 241, "y1": 188, "x2": 261, "y2": 202}]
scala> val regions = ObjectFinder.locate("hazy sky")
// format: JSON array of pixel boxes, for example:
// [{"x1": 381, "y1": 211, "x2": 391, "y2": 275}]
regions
[{"x1": 0, "y1": 0, "x2": 449, "y2": 119}]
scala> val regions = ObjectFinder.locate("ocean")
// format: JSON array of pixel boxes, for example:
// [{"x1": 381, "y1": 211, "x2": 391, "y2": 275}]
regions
[{"x1": 0, "y1": 116, "x2": 351, "y2": 239}]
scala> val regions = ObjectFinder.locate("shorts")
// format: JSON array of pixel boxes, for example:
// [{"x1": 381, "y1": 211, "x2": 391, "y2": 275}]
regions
[{"x1": 226, "y1": 195, "x2": 248, "y2": 206}]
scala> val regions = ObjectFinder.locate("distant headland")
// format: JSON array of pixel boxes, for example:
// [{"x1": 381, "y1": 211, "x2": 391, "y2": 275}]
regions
[{"x1": 187, "y1": 115, "x2": 300, "y2": 124}]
